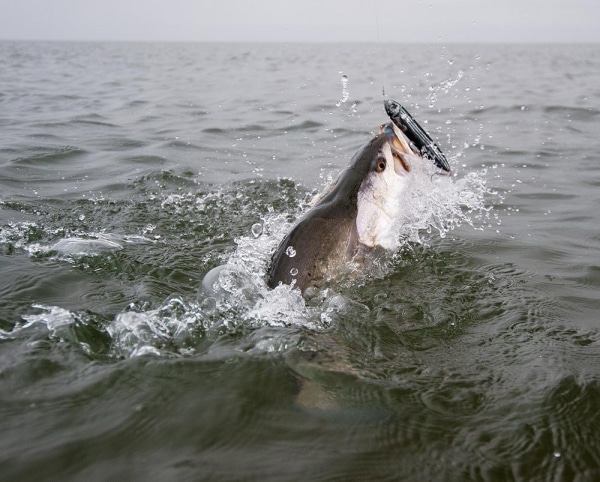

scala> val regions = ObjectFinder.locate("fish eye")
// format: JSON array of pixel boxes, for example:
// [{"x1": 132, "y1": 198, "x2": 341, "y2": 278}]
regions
[{"x1": 375, "y1": 158, "x2": 386, "y2": 172}]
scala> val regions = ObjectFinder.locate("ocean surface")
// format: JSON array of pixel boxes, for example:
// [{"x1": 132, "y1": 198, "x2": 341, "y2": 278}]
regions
[{"x1": 1, "y1": 40, "x2": 600, "y2": 481}]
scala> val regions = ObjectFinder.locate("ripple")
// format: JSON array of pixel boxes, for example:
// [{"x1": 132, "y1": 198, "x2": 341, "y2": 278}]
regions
[
  {"x1": 201, "y1": 127, "x2": 225, "y2": 134},
  {"x1": 0, "y1": 354, "x2": 183, "y2": 480},
  {"x1": 283, "y1": 119, "x2": 324, "y2": 131},
  {"x1": 95, "y1": 136, "x2": 145, "y2": 151},
  {"x1": 542, "y1": 104, "x2": 600, "y2": 119},
  {"x1": 10, "y1": 145, "x2": 87, "y2": 166},
  {"x1": 70, "y1": 113, "x2": 117, "y2": 127},
  {"x1": 578, "y1": 265, "x2": 600, "y2": 290}
]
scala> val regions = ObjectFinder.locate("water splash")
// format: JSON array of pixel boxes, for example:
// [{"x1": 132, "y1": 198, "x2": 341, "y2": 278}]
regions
[
  {"x1": 107, "y1": 297, "x2": 204, "y2": 357},
  {"x1": 427, "y1": 70, "x2": 465, "y2": 108},
  {"x1": 1, "y1": 165, "x2": 497, "y2": 360},
  {"x1": 394, "y1": 167, "x2": 496, "y2": 245},
  {"x1": 335, "y1": 73, "x2": 350, "y2": 107},
  {"x1": 251, "y1": 222, "x2": 263, "y2": 238},
  {"x1": 0, "y1": 221, "x2": 154, "y2": 261}
]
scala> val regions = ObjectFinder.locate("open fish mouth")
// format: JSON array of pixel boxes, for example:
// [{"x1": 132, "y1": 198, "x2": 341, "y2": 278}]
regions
[{"x1": 384, "y1": 99, "x2": 451, "y2": 173}]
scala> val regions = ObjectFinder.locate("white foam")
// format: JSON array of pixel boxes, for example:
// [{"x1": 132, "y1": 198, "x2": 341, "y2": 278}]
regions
[
  {"x1": 49, "y1": 236, "x2": 123, "y2": 255},
  {"x1": 4, "y1": 304, "x2": 78, "y2": 342}
]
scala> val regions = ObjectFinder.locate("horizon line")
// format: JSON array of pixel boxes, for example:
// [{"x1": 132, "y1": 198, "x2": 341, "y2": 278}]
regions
[{"x1": 1, "y1": 38, "x2": 599, "y2": 45}]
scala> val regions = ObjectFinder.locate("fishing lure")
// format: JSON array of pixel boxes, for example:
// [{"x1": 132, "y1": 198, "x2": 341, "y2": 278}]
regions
[{"x1": 384, "y1": 99, "x2": 451, "y2": 173}]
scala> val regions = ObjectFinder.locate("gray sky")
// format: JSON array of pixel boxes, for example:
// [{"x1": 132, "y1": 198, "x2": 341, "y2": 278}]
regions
[{"x1": 1, "y1": 0, "x2": 598, "y2": 43}]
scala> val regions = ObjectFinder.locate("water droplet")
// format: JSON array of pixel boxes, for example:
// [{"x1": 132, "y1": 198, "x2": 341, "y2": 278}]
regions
[
  {"x1": 285, "y1": 246, "x2": 296, "y2": 257},
  {"x1": 78, "y1": 214, "x2": 86, "y2": 221},
  {"x1": 290, "y1": 268, "x2": 299, "y2": 276},
  {"x1": 251, "y1": 223, "x2": 263, "y2": 238},
  {"x1": 337, "y1": 73, "x2": 350, "y2": 105}
]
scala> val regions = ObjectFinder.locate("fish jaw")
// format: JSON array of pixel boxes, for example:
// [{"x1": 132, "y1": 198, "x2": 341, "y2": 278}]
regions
[{"x1": 355, "y1": 139, "x2": 416, "y2": 249}]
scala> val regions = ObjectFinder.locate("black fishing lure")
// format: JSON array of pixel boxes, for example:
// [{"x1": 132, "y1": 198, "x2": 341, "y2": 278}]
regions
[{"x1": 384, "y1": 99, "x2": 451, "y2": 173}]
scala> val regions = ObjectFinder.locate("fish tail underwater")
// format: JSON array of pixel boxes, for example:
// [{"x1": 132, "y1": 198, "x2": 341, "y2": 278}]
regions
[{"x1": 1, "y1": 41, "x2": 600, "y2": 481}]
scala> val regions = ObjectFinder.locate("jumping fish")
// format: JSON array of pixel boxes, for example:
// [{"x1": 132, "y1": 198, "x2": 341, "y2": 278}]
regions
[{"x1": 266, "y1": 100, "x2": 450, "y2": 294}]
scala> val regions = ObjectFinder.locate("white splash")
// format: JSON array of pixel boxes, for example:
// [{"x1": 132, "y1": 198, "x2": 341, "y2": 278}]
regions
[
  {"x1": 427, "y1": 70, "x2": 465, "y2": 108},
  {"x1": 336, "y1": 73, "x2": 350, "y2": 107},
  {"x1": 393, "y1": 166, "x2": 496, "y2": 245}
]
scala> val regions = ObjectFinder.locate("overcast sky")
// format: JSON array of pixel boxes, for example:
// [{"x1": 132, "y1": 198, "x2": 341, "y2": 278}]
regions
[{"x1": 1, "y1": 0, "x2": 598, "y2": 43}]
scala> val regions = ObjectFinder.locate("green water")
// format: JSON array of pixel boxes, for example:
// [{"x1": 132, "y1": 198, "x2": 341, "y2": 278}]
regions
[{"x1": 2, "y1": 41, "x2": 600, "y2": 481}]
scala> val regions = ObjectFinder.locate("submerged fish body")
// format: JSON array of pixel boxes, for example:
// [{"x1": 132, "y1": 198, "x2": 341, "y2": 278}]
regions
[{"x1": 267, "y1": 100, "x2": 449, "y2": 293}]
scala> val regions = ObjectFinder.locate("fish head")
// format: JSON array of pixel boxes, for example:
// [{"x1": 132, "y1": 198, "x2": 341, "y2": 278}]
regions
[{"x1": 355, "y1": 121, "x2": 427, "y2": 249}]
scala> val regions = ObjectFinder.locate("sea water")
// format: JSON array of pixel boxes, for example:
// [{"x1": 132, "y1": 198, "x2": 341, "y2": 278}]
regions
[{"x1": 1, "y1": 41, "x2": 600, "y2": 481}]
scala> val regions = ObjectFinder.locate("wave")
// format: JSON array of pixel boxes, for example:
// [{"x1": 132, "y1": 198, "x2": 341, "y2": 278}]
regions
[{"x1": 9, "y1": 145, "x2": 88, "y2": 166}]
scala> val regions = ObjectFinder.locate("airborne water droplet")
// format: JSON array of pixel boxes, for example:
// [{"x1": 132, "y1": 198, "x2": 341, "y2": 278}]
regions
[
  {"x1": 251, "y1": 223, "x2": 263, "y2": 238},
  {"x1": 336, "y1": 73, "x2": 350, "y2": 106},
  {"x1": 285, "y1": 246, "x2": 296, "y2": 257},
  {"x1": 290, "y1": 268, "x2": 299, "y2": 276}
]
